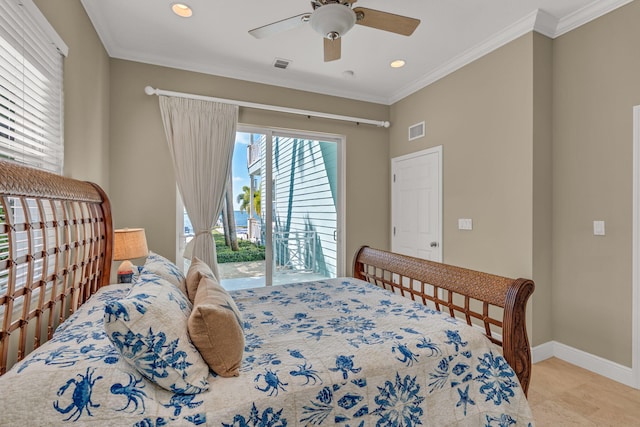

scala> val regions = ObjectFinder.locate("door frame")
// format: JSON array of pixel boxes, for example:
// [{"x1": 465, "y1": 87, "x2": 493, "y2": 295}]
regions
[
  {"x1": 391, "y1": 145, "x2": 443, "y2": 262},
  {"x1": 176, "y1": 123, "x2": 346, "y2": 282}
]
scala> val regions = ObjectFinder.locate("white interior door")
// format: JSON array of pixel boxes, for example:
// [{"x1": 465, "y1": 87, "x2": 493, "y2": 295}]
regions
[{"x1": 392, "y1": 146, "x2": 442, "y2": 262}]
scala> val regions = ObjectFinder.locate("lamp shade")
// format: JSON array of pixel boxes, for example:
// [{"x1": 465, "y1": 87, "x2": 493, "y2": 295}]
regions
[{"x1": 113, "y1": 228, "x2": 149, "y2": 261}]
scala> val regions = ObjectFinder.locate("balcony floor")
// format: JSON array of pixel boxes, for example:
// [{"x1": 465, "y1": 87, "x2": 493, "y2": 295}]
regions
[{"x1": 218, "y1": 260, "x2": 331, "y2": 291}]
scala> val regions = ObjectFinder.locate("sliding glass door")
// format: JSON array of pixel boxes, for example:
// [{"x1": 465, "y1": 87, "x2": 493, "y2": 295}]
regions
[
  {"x1": 269, "y1": 132, "x2": 339, "y2": 285},
  {"x1": 178, "y1": 126, "x2": 344, "y2": 289}
]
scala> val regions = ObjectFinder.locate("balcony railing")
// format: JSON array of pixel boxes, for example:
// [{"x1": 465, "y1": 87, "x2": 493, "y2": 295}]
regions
[
  {"x1": 247, "y1": 143, "x2": 261, "y2": 168},
  {"x1": 273, "y1": 230, "x2": 317, "y2": 273}
]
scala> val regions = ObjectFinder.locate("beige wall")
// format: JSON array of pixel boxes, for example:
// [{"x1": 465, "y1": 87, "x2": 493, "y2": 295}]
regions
[
  {"x1": 34, "y1": 0, "x2": 110, "y2": 191},
  {"x1": 532, "y1": 33, "x2": 554, "y2": 345},
  {"x1": 109, "y1": 60, "x2": 390, "y2": 268},
  {"x1": 390, "y1": 34, "x2": 535, "y2": 279},
  {"x1": 552, "y1": 1, "x2": 640, "y2": 366},
  {"x1": 389, "y1": 33, "x2": 544, "y2": 345}
]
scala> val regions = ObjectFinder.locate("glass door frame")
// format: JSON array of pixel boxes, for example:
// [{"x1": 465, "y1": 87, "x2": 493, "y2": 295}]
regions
[{"x1": 175, "y1": 123, "x2": 347, "y2": 285}]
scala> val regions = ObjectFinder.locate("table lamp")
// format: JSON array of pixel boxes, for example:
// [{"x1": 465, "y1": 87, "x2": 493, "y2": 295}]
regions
[{"x1": 113, "y1": 228, "x2": 149, "y2": 283}]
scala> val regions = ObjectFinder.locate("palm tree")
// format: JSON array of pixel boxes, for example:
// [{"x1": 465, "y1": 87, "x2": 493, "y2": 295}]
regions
[
  {"x1": 253, "y1": 189, "x2": 261, "y2": 218},
  {"x1": 236, "y1": 186, "x2": 250, "y2": 215},
  {"x1": 221, "y1": 202, "x2": 231, "y2": 247},
  {"x1": 224, "y1": 173, "x2": 239, "y2": 251},
  {"x1": 236, "y1": 186, "x2": 261, "y2": 218}
]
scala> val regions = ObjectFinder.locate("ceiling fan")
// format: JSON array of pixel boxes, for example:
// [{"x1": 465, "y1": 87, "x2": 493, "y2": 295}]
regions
[{"x1": 248, "y1": 0, "x2": 420, "y2": 62}]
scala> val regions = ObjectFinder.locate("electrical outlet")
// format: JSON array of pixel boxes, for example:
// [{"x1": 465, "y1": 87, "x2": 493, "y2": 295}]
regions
[
  {"x1": 458, "y1": 218, "x2": 472, "y2": 230},
  {"x1": 593, "y1": 220, "x2": 605, "y2": 236}
]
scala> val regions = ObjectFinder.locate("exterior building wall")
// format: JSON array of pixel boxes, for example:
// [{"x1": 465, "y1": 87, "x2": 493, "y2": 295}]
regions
[{"x1": 268, "y1": 136, "x2": 338, "y2": 277}]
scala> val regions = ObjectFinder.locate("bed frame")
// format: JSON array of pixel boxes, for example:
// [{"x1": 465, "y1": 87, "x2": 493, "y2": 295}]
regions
[
  {"x1": 0, "y1": 160, "x2": 112, "y2": 375},
  {"x1": 0, "y1": 160, "x2": 534, "y2": 397},
  {"x1": 353, "y1": 246, "x2": 534, "y2": 394}
]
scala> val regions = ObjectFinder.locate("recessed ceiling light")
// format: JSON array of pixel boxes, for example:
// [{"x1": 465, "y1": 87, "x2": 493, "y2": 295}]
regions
[
  {"x1": 390, "y1": 59, "x2": 406, "y2": 68},
  {"x1": 171, "y1": 3, "x2": 193, "y2": 18}
]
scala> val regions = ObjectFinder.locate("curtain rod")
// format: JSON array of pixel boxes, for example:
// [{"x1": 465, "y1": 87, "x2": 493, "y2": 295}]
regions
[{"x1": 144, "y1": 86, "x2": 390, "y2": 128}]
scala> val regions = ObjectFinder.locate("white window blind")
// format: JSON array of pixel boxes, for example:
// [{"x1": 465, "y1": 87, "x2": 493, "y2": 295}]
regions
[{"x1": 0, "y1": 0, "x2": 67, "y2": 174}]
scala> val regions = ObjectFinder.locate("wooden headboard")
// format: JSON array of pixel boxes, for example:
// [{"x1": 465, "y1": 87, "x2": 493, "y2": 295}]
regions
[
  {"x1": 353, "y1": 246, "x2": 535, "y2": 395},
  {"x1": 0, "y1": 160, "x2": 113, "y2": 375}
]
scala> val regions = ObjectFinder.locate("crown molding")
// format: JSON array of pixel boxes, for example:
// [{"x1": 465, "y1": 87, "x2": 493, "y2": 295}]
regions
[
  {"x1": 533, "y1": 9, "x2": 559, "y2": 38},
  {"x1": 388, "y1": 10, "x2": 540, "y2": 104},
  {"x1": 389, "y1": 1, "x2": 633, "y2": 104},
  {"x1": 111, "y1": 48, "x2": 390, "y2": 105},
  {"x1": 80, "y1": 0, "x2": 633, "y2": 106},
  {"x1": 80, "y1": 0, "x2": 116, "y2": 57},
  {"x1": 79, "y1": 0, "x2": 388, "y2": 105},
  {"x1": 555, "y1": 0, "x2": 634, "y2": 37}
]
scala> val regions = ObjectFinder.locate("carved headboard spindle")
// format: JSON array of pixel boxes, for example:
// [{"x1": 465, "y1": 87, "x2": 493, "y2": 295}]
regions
[{"x1": 0, "y1": 160, "x2": 113, "y2": 375}]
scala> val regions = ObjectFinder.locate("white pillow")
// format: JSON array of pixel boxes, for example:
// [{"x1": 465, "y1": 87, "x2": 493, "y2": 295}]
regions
[
  {"x1": 104, "y1": 272, "x2": 209, "y2": 394},
  {"x1": 141, "y1": 251, "x2": 187, "y2": 295}
]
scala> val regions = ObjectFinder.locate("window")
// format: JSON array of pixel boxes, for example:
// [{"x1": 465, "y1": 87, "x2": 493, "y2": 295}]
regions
[{"x1": 0, "y1": 0, "x2": 67, "y2": 173}]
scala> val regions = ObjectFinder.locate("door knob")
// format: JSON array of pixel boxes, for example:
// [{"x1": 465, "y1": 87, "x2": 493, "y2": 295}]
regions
[{"x1": 430, "y1": 242, "x2": 439, "y2": 248}]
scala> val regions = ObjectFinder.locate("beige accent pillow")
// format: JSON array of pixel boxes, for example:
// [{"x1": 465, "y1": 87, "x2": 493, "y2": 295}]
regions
[
  {"x1": 188, "y1": 276, "x2": 244, "y2": 377},
  {"x1": 186, "y1": 257, "x2": 215, "y2": 304}
]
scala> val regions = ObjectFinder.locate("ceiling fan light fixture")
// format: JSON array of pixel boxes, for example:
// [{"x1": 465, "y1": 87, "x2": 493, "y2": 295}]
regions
[{"x1": 310, "y1": 3, "x2": 356, "y2": 39}]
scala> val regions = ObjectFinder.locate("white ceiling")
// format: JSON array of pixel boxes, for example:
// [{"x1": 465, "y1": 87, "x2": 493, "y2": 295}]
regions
[{"x1": 80, "y1": 0, "x2": 631, "y2": 105}]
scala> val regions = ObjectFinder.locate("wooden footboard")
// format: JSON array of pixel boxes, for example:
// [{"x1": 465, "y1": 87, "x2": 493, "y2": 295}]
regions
[
  {"x1": 0, "y1": 161, "x2": 113, "y2": 375},
  {"x1": 352, "y1": 246, "x2": 535, "y2": 395}
]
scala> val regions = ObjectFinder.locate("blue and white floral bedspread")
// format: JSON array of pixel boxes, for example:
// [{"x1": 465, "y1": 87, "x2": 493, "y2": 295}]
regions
[{"x1": 0, "y1": 278, "x2": 535, "y2": 426}]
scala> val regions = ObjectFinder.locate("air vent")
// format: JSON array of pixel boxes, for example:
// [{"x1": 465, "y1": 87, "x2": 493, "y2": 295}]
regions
[
  {"x1": 408, "y1": 121, "x2": 425, "y2": 141},
  {"x1": 273, "y1": 58, "x2": 291, "y2": 70}
]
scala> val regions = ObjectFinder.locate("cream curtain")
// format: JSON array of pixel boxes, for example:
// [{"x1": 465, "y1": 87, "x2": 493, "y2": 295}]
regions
[{"x1": 159, "y1": 96, "x2": 238, "y2": 279}]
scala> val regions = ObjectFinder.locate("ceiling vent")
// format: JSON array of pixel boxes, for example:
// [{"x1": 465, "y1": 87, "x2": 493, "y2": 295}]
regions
[
  {"x1": 408, "y1": 121, "x2": 425, "y2": 141},
  {"x1": 273, "y1": 58, "x2": 291, "y2": 70}
]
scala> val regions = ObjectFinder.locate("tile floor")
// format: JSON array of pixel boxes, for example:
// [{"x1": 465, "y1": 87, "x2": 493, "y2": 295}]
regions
[{"x1": 528, "y1": 357, "x2": 640, "y2": 426}]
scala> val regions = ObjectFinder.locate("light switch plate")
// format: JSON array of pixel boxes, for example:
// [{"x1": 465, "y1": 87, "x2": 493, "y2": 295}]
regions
[
  {"x1": 458, "y1": 218, "x2": 473, "y2": 230},
  {"x1": 593, "y1": 220, "x2": 605, "y2": 236}
]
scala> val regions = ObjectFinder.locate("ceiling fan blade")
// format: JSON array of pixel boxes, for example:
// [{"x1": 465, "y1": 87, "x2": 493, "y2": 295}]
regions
[
  {"x1": 353, "y1": 7, "x2": 420, "y2": 36},
  {"x1": 324, "y1": 37, "x2": 341, "y2": 62},
  {"x1": 249, "y1": 13, "x2": 310, "y2": 39}
]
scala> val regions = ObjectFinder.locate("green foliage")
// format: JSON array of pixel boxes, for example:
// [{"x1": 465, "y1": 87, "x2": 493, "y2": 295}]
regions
[
  {"x1": 236, "y1": 186, "x2": 261, "y2": 217},
  {"x1": 214, "y1": 231, "x2": 265, "y2": 263}
]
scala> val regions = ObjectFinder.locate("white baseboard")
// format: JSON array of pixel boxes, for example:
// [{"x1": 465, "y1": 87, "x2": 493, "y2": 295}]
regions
[
  {"x1": 531, "y1": 341, "x2": 554, "y2": 363},
  {"x1": 532, "y1": 340, "x2": 635, "y2": 388}
]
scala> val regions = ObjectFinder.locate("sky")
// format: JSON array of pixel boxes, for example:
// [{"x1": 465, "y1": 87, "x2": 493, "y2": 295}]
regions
[{"x1": 232, "y1": 132, "x2": 254, "y2": 210}]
